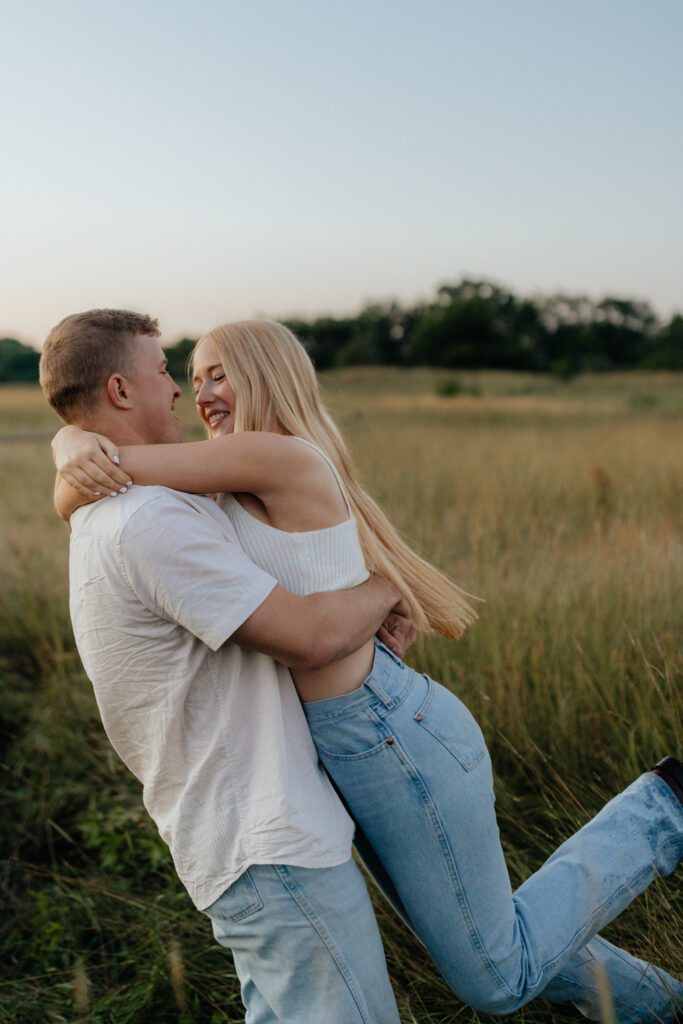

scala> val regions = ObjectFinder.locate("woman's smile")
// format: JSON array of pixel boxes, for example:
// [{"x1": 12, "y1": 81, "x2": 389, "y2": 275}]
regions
[
  {"x1": 207, "y1": 408, "x2": 231, "y2": 434},
  {"x1": 193, "y1": 336, "x2": 237, "y2": 436}
]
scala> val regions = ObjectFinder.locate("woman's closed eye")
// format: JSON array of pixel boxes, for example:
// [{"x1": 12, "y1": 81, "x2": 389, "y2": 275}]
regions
[{"x1": 194, "y1": 373, "x2": 225, "y2": 393}]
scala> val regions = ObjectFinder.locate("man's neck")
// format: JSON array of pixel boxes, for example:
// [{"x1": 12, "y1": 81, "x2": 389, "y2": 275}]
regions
[{"x1": 78, "y1": 411, "x2": 149, "y2": 447}]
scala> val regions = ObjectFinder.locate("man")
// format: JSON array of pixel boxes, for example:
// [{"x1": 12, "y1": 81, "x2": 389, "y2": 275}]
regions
[{"x1": 40, "y1": 308, "x2": 409, "y2": 1024}]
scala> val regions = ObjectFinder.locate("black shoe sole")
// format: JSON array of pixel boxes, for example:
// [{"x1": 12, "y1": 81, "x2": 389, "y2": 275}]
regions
[{"x1": 652, "y1": 757, "x2": 683, "y2": 808}]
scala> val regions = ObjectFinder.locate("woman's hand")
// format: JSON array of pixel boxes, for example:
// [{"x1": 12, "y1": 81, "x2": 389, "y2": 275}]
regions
[{"x1": 52, "y1": 425, "x2": 132, "y2": 497}]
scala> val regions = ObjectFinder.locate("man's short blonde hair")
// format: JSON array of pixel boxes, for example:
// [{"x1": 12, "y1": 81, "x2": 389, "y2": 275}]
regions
[{"x1": 40, "y1": 309, "x2": 160, "y2": 422}]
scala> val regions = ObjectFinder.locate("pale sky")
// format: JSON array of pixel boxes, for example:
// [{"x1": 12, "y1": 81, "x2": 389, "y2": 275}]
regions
[{"x1": 2, "y1": 0, "x2": 682, "y2": 349}]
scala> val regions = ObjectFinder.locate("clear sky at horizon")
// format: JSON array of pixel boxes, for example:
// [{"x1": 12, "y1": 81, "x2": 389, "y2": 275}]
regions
[{"x1": 2, "y1": 0, "x2": 682, "y2": 348}]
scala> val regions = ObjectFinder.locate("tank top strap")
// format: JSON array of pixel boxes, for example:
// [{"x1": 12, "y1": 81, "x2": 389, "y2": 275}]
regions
[{"x1": 291, "y1": 436, "x2": 352, "y2": 514}]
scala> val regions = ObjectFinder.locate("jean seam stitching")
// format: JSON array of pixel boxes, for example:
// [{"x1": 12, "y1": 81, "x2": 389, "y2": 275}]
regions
[
  {"x1": 418, "y1": 676, "x2": 436, "y2": 716},
  {"x1": 389, "y1": 739, "x2": 517, "y2": 999},
  {"x1": 273, "y1": 865, "x2": 372, "y2": 1023}
]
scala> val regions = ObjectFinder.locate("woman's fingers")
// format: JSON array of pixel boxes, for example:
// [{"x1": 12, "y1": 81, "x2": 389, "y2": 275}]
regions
[
  {"x1": 59, "y1": 452, "x2": 131, "y2": 491},
  {"x1": 84, "y1": 448, "x2": 131, "y2": 489},
  {"x1": 98, "y1": 435, "x2": 122, "y2": 466},
  {"x1": 61, "y1": 471, "x2": 102, "y2": 497},
  {"x1": 91, "y1": 435, "x2": 127, "y2": 484},
  {"x1": 60, "y1": 458, "x2": 132, "y2": 497},
  {"x1": 89, "y1": 458, "x2": 132, "y2": 491},
  {"x1": 53, "y1": 429, "x2": 131, "y2": 489},
  {"x1": 52, "y1": 425, "x2": 132, "y2": 502}
]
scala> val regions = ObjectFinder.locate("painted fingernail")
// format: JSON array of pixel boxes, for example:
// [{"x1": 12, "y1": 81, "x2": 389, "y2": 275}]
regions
[
  {"x1": 113, "y1": 455, "x2": 120, "y2": 464},
  {"x1": 126, "y1": 480, "x2": 133, "y2": 487},
  {"x1": 110, "y1": 491, "x2": 118, "y2": 497},
  {"x1": 119, "y1": 487, "x2": 128, "y2": 493},
  {"x1": 93, "y1": 491, "x2": 101, "y2": 496}
]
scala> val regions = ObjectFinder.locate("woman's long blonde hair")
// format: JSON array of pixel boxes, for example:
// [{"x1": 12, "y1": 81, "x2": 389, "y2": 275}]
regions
[{"x1": 194, "y1": 320, "x2": 476, "y2": 639}]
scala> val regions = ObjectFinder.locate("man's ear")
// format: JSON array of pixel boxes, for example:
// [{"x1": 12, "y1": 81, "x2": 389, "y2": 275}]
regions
[{"x1": 106, "y1": 373, "x2": 133, "y2": 409}]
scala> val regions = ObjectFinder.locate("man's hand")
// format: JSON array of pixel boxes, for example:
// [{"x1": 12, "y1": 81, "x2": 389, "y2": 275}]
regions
[{"x1": 376, "y1": 598, "x2": 416, "y2": 660}]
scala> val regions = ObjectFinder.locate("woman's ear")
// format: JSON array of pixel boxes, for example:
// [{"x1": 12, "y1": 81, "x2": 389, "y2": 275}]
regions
[{"x1": 106, "y1": 373, "x2": 133, "y2": 409}]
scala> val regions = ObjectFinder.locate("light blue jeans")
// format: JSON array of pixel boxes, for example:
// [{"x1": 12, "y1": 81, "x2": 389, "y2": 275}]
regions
[
  {"x1": 203, "y1": 857, "x2": 400, "y2": 1023},
  {"x1": 304, "y1": 642, "x2": 683, "y2": 1023}
]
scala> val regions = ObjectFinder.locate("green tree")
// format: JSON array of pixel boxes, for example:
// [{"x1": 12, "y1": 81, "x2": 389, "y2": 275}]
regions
[
  {"x1": 338, "y1": 302, "x2": 413, "y2": 366},
  {"x1": 587, "y1": 298, "x2": 657, "y2": 368},
  {"x1": 286, "y1": 317, "x2": 355, "y2": 370},
  {"x1": 0, "y1": 338, "x2": 40, "y2": 383},
  {"x1": 163, "y1": 338, "x2": 197, "y2": 384},
  {"x1": 409, "y1": 281, "x2": 539, "y2": 369},
  {"x1": 534, "y1": 295, "x2": 658, "y2": 373},
  {"x1": 644, "y1": 315, "x2": 683, "y2": 369}
]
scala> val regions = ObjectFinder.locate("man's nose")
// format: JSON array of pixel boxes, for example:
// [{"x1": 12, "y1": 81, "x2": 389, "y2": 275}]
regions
[{"x1": 171, "y1": 377, "x2": 182, "y2": 398}]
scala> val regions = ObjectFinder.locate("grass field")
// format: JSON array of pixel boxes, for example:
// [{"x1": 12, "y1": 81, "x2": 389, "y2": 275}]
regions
[{"x1": 1, "y1": 370, "x2": 681, "y2": 1023}]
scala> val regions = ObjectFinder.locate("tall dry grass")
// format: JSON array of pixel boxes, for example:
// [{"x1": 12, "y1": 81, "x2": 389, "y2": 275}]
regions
[{"x1": 1, "y1": 372, "x2": 681, "y2": 1022}]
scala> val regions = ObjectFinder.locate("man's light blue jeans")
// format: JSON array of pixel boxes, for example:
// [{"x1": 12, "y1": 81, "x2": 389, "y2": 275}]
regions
[
  {"x1": 304, "y1": 642, "x2": 683, "y2": 1023},
  {"x1": 203, "y1": 857, "x2": 400, "y2": 1023}
]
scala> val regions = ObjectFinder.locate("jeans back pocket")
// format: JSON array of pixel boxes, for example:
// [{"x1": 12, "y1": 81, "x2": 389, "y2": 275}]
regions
[
  {"x1": 414, "y1": 677, "x2": 486, "y2": 772},
  {"x1": 205, "y1": 868, "x2": 264, "y2": 923}
]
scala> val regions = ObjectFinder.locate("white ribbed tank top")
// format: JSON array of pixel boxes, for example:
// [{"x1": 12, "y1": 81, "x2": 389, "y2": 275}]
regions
[{"x1": 217, "y1": 437, "x2": 370, "y2": 596}]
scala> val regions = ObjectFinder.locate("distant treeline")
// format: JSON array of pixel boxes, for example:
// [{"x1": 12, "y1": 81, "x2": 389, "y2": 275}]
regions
[
  {"x1": 0, "y1": 337, "x2": 42, "y2": 383},
  {"x1": 3, "y1": 279, "x2": 681, "y2": 384},
  {"x1": 161, "y1": 279, "x2": 683, "y2": 380}
]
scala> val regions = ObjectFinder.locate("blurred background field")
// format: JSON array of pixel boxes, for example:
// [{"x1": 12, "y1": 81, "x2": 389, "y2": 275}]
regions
[{"x1": 1, "y1": 370, "x2": 681, "y2": 1023}]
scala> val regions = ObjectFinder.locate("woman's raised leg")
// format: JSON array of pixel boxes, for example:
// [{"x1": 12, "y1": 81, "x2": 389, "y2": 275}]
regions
[{"x1": 304, "y1": 644, "x2": 683, "y2": 1019}]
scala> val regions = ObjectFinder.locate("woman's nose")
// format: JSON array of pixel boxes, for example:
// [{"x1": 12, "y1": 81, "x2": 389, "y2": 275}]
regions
[{"x1": 195, "y1": 380, "x2": 212, "y2": 404}]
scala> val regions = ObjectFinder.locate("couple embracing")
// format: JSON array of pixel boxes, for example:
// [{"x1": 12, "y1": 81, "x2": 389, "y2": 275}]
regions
[{"x1": 40, "y1": 309, "x2": 683, "y2": 1023}]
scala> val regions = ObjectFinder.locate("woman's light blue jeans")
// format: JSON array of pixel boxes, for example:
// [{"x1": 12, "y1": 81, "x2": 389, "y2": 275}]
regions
[{"x1": 304, "y1": 643, "x2": 683, "y2": 1023}]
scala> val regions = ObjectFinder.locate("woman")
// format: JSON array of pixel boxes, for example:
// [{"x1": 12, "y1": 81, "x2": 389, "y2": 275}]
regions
[{"x1": 54, "y1": 320, "x2": 683, "y2": 1023}]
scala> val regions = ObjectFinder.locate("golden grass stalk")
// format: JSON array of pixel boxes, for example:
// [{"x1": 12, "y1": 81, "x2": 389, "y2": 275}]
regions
[{"x1": 168, "y1": 938, "x2": 187, "y2": 1012}]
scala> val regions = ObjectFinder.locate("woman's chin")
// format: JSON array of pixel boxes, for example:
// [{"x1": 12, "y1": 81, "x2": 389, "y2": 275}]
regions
[{"x1": 209, "y1": 419, "x2": 233, "y2": 438}]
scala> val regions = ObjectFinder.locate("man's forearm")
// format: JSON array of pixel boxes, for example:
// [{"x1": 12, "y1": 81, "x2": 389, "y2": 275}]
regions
[
  {"x1": 302, "y1": 574, "x2": 403, "y2": 668},
  {"x1": 53, "y1": 473, "x2": 95, "y2": 524},
  {"x1": 230, "y1": 575, "x2": 404, "y2": 671}
]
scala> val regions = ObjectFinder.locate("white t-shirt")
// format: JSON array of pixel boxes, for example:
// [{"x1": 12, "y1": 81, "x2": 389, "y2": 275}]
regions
[{"x1": 69, "y1": 485, "x2": 354, "y2": 910}]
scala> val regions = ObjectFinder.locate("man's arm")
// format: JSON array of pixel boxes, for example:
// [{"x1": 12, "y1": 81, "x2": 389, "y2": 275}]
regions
[
  {"x1": 53, "y1": 474, "x2": 96, "y2": 525},
  {"x1": 119, "y1": 494, "x2": 413, "y2": 670},
  {"x1": 230, "y1": 576, "x2": 409, "y2": 671}
]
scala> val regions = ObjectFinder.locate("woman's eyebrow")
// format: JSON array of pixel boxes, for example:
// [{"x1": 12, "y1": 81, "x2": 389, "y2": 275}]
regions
[{"x1": 192, "y1": 363, "x2": 223, "y2": 384}]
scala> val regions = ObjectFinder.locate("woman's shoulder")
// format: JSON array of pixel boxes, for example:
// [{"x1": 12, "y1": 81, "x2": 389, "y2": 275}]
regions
[
  {"x1": 208, "y1": 431, "x2": 324, "y2": 474},
  {"x1": 239, "y1": 433, "x2": 345, "y2": 490},
  {"x1": 287, "y1": 436, "x2": 344, "y2": 479}
]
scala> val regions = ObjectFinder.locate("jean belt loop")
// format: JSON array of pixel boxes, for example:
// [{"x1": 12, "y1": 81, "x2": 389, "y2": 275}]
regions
[
  {"x1": 364, "y1": 645, "x2": 398, "y2": 710},
  {"x1": 363, "y1": 675, "x2": 395, "y2": 710}
]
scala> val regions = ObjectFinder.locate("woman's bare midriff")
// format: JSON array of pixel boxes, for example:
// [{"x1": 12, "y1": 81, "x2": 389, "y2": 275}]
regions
[{"x1": 292, "y1": 638, "x2": 376, "y2": 703}]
